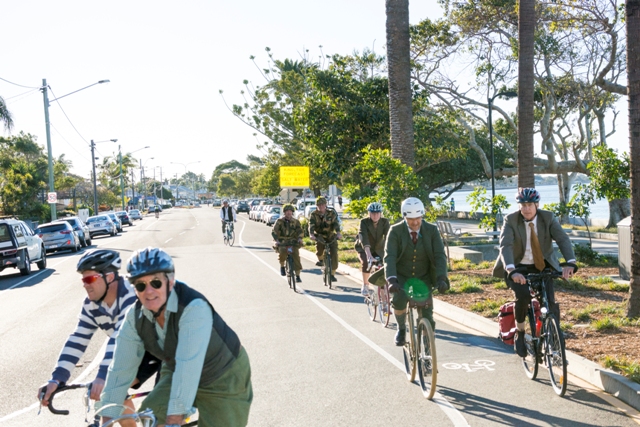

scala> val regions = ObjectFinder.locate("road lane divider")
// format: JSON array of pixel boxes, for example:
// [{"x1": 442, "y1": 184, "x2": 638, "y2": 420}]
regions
[{"x1": 237, "y1": 222, "x2": 469, "y2": 427}]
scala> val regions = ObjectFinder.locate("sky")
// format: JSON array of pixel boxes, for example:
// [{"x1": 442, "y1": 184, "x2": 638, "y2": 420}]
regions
[
  {"x1": 0, "y1": 0, "x2": 442, "y2": 185},
  {"x1": 0, "y1": 1, "x2": 629, "y2": 188}
]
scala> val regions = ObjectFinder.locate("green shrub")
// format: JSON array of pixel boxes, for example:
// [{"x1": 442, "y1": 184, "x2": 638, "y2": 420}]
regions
[
  {"x1": 299, "y1": 218, "x2": 310, "y2": 237},
  {"x1": 591, "y1": 316, "x2": 620, "y2": 331},
  {"x1": 609, "y1": 283, "x2": 630, "y2": 292},
  {"x1": 470, "y1": 298, "x2": 508, "y2": 317},
  {"x1": 574, "y1": 243, "x2": 600, "y2": 265},
  {"x1": 603, "y1": 356, "x2": 640, "y2": 384},
  {"x1": 493, "y1": 282, "x2": 508, "y2": 290}
]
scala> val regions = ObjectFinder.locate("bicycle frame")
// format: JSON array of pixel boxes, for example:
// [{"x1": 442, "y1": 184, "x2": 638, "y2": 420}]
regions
[
  {"x1": 317, "y1": 236, "x2": 336, "y2": 289},
  {"x1": 402, "y1": 297, "x2": 437, "y2": 399}
]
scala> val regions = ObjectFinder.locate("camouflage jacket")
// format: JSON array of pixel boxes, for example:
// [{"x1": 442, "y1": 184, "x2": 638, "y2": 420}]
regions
[
  {"x1": 309, "y1": 209, "x2": 340, "y2": 239},
  {"x1": 272, "y1": 217, "x2": 303, "y2": 244}
]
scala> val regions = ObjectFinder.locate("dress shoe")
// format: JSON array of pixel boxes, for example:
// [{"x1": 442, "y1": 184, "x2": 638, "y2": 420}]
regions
[
  {"x1": 280, "y1": 267, "x2": 286, "y2": 276},
  {"x1": 395, "y1": 329, "x2": 406, "y2": 346}
]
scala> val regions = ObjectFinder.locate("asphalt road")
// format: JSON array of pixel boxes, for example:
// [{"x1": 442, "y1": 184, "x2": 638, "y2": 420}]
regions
[{"x1": 0, "y1": 208, "x2": 637, "y2": 426}]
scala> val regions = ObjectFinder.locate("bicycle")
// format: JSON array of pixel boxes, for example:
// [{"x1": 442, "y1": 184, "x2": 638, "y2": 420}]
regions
[
  {"x1": 223, "y1": 220, "x2": 235, "y2": 246},
  {"x1": 44, "y1": 382, "x2": 198, "y2": 426},
  {"x1": 401, "y1": 294, "x2": 437, "y2": 399},
  {"x1": 364, "y1": 257, "x2": 391, "y2": 327},
  {"x1": 511, "y1": 262, "x2": 578, "y2": 397},
  {"x1": 280, "y1": 240, "x2": 298, "y2": 292},
  {"x1": 317, "y1": 236, "x2": 336, "y2": 289}
]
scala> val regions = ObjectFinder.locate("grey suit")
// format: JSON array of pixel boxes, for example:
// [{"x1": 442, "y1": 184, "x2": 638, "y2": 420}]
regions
[{"x1": 493, "y1": 209, "x2": 575, "y2": 323}]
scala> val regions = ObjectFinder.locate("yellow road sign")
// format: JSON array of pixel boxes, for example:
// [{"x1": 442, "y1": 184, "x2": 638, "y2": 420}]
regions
[{"x1": 280, "y1": 166, "x2": 310, "y2": 188}]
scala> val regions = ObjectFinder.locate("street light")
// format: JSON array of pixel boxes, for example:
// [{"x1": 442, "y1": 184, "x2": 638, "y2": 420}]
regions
[
  {"x1": 171, "y1": 161, "x2": 201, "y2": 204},
  {"x1": 42, "y1": 79, "x2": 110, "y2": 221},
  {"x1": 140, "y1": 157, "x2": 154, "y2": 209},
  {"x1": 119, "y1": 145, "x2": 150, "y2": 210},
  {"x1": 488, "y1": 90, "x2": 517, "y2": 235},
  {"x1": 91, "y1": 138, "x2": 117, "y2": 215}
]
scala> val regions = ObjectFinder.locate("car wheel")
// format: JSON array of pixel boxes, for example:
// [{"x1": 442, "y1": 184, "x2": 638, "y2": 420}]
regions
[
  {"x1": 36, "y1": 248, "x2": 47, "y2": 270},
  {"x1": 19, "y1": 251, "x2": 31, "y2": 276},
  {"x1": 86, "y1": 238, "x2": 92, "y2": 246},
  {"x1": 72, "y1": 241, "x2": 79, "y2": 253},
  {"x1": 81, "y1": 236, "x2": 88, "y2": 247}
]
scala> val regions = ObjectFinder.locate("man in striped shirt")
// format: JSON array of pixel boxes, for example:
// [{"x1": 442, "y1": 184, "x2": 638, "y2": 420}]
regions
[{"x1": 38, "y1": 249, "x2": 159, "y2": 418}]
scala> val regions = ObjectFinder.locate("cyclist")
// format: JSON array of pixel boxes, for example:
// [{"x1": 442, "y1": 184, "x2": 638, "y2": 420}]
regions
[
  {"x1": 309, "y1": 196, "x2": 342, "y2": 282},
  {"x1": 220, "y1": 199, "x2": 237, "y2": 238},
  {"x1": 272, "y1": 204, "x2": 304, "y2": 282},
  {"x1": 356, "y1": 202, "x2": 390, "y2": 295},
  {"x1": 492, "y1": 187, "x2": 576, "y2": 357},
  {"x1": 384, "y1": 198, "x2": 449, "y2": 346},
  {"x1": 38, "y1": 250, "x2": 160, "y2": 424},
  {"x1": 97, "y1": 247, "x2": 252, "y2": 427}
]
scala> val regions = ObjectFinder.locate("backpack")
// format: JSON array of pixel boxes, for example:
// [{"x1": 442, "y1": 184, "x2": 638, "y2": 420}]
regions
[{"x1": 498, "y1": 300, "x2": 541, "y2": 345}]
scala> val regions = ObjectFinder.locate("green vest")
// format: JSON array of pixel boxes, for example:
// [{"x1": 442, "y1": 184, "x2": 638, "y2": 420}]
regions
[
  {"x1": 134, "y1": 281, "x2": 241, "y2": 387},
  {"x1": 396, "y1": 235, "x2": 431, "y2": 286}
]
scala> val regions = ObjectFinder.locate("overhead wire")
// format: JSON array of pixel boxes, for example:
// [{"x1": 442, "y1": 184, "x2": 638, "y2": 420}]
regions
[
  {"x1": 49, "y1": 123, "x2": 91, "y2": 162},
  {"x1": 5, "y1": 88, "x2": 40, "y2": 102},
  {"x1": 0, "y1": 77, "x2": 41, "y2": 89},
  {"x1": 48, "y1": 87, "x2": 90, "y2": 147}
]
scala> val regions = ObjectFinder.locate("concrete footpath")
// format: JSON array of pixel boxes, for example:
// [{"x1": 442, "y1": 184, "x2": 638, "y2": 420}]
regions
[{"x1": 298, "y1": 246, "x2": 640, "y2": 413}]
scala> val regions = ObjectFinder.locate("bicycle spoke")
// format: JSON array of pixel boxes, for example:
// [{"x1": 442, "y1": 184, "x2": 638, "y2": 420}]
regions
[
  {"x1": 417, "y1": 318, "x2": 437, "y2": 399},
  {"x1": 546, "y1": 316, "x2": 568, "y2": 396}
]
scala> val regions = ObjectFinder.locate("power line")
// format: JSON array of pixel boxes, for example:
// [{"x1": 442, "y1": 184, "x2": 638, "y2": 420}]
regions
[
  {"x1": 0, "y1": 77, "x2": 41, "y2": 89},
  {"x1": 49, "y1": 123, "x2": 91, "y2": 162},
  {"x1": 5, "y1": 88, "x2": 40, "y2": 102},
  {"x1": 48, "y1": 87, "x2": 90, "y2": 147}
]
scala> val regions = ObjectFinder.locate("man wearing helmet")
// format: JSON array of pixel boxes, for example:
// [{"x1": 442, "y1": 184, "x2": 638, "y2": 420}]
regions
[
  {"x1": 309, "y1": 196, "x2": 342, "y2": 282},
  {"x1": 356, "y1": 202, "x2": 390, "y2": 295},
  {"x1": 384, "y1": 197, "x2": 450, "y2": 346},
  {"x1": 97, "y1": 247, "x2": 252, "y2": 427},
  {"x1": 220, "y1": 199, "x2": 237, "y2": 237},
  {"x1": 272, "y1": 204, "x2": 304, "y2": 282},
  {"x1": 493, "y1": 187, "x2": 576, "y2": 357},
  {"x1": 38, "y1": 250, "x2": 160, "y2": 424}
]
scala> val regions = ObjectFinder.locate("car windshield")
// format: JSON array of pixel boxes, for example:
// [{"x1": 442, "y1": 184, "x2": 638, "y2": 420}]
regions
[
  {"x1": 87, "y1": 216, "x2": 108, "y2": 223},
  {"x1": 36, "y1": 224, "x2": 68, "y2": 233},
  {"x1": 0, "y1": 224, "x2": 11, "y2": 243}
]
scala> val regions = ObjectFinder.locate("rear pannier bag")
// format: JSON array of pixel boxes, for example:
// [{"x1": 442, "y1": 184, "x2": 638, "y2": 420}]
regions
[{"x1": 498, "y1": 300, "x2": 541, "y2": 345}]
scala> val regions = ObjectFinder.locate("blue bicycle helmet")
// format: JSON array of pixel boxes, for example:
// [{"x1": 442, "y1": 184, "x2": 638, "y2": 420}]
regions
[
  {"x1": 126, "y1": 247, "x2": 175, "y2": 281},
  {"x1": 367, "y1": 202, "x2": 383, "y2": 213},
  {"x1": 515, "y1": 187, "x2": 540, "y2": 203}
]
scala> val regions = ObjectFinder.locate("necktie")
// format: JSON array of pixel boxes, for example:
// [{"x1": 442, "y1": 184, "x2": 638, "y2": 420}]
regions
[
  {"x1": 411, "y1": 231, "x2": 418, "y2": 245},
  {"x1": 529, "y1": 222, "x2": 546, "y2": 271}
]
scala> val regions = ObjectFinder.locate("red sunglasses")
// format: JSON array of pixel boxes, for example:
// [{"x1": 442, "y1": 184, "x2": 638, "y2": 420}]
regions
[{"x1": 81, "y1": 274, "x2": 102, "y2": 285}]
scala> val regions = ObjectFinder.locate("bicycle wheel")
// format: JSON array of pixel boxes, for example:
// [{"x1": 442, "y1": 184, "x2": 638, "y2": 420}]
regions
[
  {"x1": 229, "y1": 230, "x2": 235, "y2": 246},
  {"x1": 521, "y1": 307, "x2": 539, "y2": 380},
  {"x1": 402, "y1": 308, "x2": 417, "y2": 382},
  {"x1": 545, "y1": 315, "x2": 568, "y2": 396},
  {"x1": 417, "y1": 318, "x2": 437, "y2": 399},
  {"x1": 288, "y1": 255, "x2": 296, "y2": 291},
  {"x1": 366, "y1": 288, "x2": 376, "y2": 320},
  {"x1": 377, "y1": 284, "x2": 391, "y2": 328},
  {"x1": 325, "y1": 255, "x2": 332, "y2": 289}
]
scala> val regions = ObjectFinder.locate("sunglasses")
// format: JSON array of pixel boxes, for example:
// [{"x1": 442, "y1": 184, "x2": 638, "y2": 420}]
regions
[
  {"x1": 81, "y1": 274, "x2": 102, "y2": 285},
  {"x1": 133, "y1": 278, "x2": 164, "y2": 293}
]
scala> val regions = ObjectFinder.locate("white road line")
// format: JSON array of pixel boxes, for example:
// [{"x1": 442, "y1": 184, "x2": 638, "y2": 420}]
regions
[
  {"x1": 237, "y1": 222, "x2": 469, "y2": 427},
  {"x1": 0, "y1": 339, "x2": 107, "y2": 423},
  {"x1": 179, "y1": 232, "x2": 186, "y2": 235},
  {"x1": 165, "y1": 238, "x2": 173, "y2": 243},
  {"x1": 2, "y1": 256, "x2": 74, "y2": 291}
]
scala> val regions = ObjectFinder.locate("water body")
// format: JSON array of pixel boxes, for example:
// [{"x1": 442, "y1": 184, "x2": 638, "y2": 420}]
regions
[{"x1": 439, "y1": 184, "x2": 610, "y2": 219}]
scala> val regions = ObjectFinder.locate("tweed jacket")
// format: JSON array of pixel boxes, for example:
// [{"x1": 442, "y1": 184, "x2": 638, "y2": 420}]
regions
[
  {"x1": 492, "y1": 209, "x2": 575, "y2": 278},
  {"x1": 357, "y1": 217, "x2": 391, "y2": 256},
  {"x1": 384, "y1": 220, "x2": 448, "y2": 287}
]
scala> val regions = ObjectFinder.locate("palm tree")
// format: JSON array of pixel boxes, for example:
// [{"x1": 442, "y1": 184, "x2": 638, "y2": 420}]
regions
[
  {"x1": 0, "y1": 95, "x2": 13, "y2": 131},
  {"x1": 518, "y1": 0, "x2": 535, "y2": 187},
  {"x1": 386, "y1": 0, "x2": 415, "y2": 167},
  {"x1": 626, "y1": 0, "x2": 640, "y2": 317}
]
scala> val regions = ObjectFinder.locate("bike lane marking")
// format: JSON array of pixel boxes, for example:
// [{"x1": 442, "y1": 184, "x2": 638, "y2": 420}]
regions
[{"x1": 237, "y1": 222, "x2": 470, "y2": 427}]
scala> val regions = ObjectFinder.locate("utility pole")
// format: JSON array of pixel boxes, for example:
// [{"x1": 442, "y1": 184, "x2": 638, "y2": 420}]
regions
[
  {"x1": 41, "y1": 79, "x2": 56, "y2": 221},
  {"x1": 119, "y1": 145, "x2": 125, "y2": 210},
  {"x1": 131, "y1": 170, "x2": 136, "y2": 207},
  {"x1": 91, "y1": 140, "x2": 98, "y2": 215}
]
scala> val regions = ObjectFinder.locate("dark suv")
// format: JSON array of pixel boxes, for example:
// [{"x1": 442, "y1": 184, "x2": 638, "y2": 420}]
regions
[{"x1": 236, "y1": 201, "x2": 250, "y2": 213}]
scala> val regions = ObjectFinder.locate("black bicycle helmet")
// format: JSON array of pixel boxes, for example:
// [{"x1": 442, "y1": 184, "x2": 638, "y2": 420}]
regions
[
  {"x1": 77, "y1": 249, "x2": 122, "y2": 273},
  {"x1": 367, "y1": 202, "x2": 383, "y2": 213},
  {"x1": 126, "y1": 247, "x2": 175, "y2": 281},
  {"x1": 515, "y1": 187, "x2": 541, "y2": 203}
]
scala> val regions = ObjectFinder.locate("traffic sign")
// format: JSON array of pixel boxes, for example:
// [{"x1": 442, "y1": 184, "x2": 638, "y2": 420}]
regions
[
  {"x1": 47, "y1": 192, "x2": 57, "y2": 203},
  {"x1": 280, "y1": 166, "x2": 310, "y2": 188}
]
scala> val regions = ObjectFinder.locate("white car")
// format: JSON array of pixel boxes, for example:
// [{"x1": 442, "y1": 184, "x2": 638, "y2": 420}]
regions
[
  {"x1": 0, "y1": 218, "x2": 47, "y2": 276},
  {"x1": 128, "y1": 209, "x2": 143, "y2": 220}
]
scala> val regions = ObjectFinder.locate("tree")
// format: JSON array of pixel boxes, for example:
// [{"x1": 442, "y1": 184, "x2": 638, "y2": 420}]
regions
[
  {"x1": 386, "y1": 0, "x2": 415, "y2": 166},
  {"x1": 0, "y1": 95, "x2": 13, "y2": 131},
  {"x1": 518, "y1": 0, "x2": 536, "y2": 187},
  {"x1": 217, "y1": 175, "x2": 236, "y2": 197},
  {"x1": 626, "y1": 0, "x2": 640, "y2": 317}
]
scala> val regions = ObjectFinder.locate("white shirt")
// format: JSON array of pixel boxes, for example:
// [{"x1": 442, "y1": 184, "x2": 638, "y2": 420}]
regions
[
  {"x1": 219, "y1": 205, "x2": 236, "y2": 222},
  {"x1": 506, "y1": 216, "x2": 538, "y2": 270}
]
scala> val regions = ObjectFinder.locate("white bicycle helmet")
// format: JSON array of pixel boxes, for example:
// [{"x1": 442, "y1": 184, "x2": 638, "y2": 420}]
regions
[{"x1": 401, "y1": 197, "x2": 425, "y2": 218}]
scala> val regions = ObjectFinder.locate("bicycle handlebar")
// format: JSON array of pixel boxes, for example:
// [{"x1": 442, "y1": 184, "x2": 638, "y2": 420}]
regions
[
  {"x1": 43, "y1": 383, "x2": 90, "y2": 415},
  {"x1": 507, "y1": 262, "x2": 579, "y2": 282}
]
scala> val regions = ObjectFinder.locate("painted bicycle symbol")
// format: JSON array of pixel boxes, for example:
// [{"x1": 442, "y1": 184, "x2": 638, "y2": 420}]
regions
[{"x1": 442, "y1": 360, "x2": 495, "y2": 372}]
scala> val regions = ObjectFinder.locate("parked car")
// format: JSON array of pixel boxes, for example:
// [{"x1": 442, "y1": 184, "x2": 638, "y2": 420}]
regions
[
  {"x1": 104, "y1": 212, "x2": 122, "y2": 232},
  {"x1": 261, "y1": 205, "x2": 277, "y2": 224},
  {"x1": 86, "y1": 215, "x2": 117, "y2": 238},
  {"x1": 236, "y1": 200, "x2": 250, "y2": 213},
  {"x1": 35, "y1": 221, "x2": 81, "y2": 254},
  {"x1": 303, "y1": 205, "x2": 317, "y2": 219},
  {"x1": 256, "y1": 205, "x2": 268, "y2": 222},
  {"x1": 0, "y1": 218, "x2": 47, "y2": 276},
  {"x1": 128, "y1": 209, "x2": 143, "y2": 220},
  {"x1": 56, "y1": 216, "x2": 91, "y2": 247},
  {"x1": 265, "y1": 207, "x2": 281, "y2": 226},
  {"x1": 115, "y1": 211, "x2": 132, "y2": 226},
  {"x1": 212, "y1": 199, "x2": 221, "y2": 207}
]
